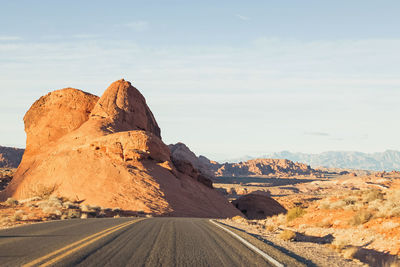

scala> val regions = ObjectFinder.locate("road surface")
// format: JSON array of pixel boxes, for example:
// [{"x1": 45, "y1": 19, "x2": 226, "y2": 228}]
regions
[{"x1": 0, "y1": 217, "x2": 283, "y2": 266}]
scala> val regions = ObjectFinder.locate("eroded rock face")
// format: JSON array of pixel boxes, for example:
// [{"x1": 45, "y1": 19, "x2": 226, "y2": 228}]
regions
[
  {"x1": 24, "y1": 88, "x2": 99, "y2": 152},
  {"x1": 169, "y1": 143, "x2": 214, "y2": 187},
  {"x1": 90, "y1": 79, "x2": 161, "y2": 138},
  {"x1": 1, "y1": 79, "x2": 241, "y2": 218},
  {"x1": 232, "y1": 193, "x2": 287, "y2": 219},
  {"x1": 208, "y1": 158, "x2": 319, "y2": 177}
]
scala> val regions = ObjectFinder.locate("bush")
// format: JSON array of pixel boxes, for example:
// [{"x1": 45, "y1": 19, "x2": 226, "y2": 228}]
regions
[
  {"x1": 362, "y1": 189, "x2": 384, "y2": 203},
  {"x1": 286, "y1": 207, "x2": 306, "y2": 222},
  {"x1": 29, "y1": 184, "x2": 58, "y2": 199},
  {"x1": 342, "y1": 246, "x2": 358, "y2": 259},
  {"x1": 12, "y1": 210, "x2": 25, "y2": 221},
  {"x1": 232, "y1": 215, "x2": 246, "y2": 222},
  {"x1": 279, "y1": 230, "x2": 296, "y2": 241},
  {"x1": 350, "y1": 210, "x2": 373, "y2": 226},
  {"x1": 332, "y1": 236, "x2": 351, "y2": 251},
  {"x1": 265, "y1": 225, "x2": 277, "y2": 232},
  {"x1": 5, "y1": 198, "x2": 18, "y2": 206},
  {"x1": 42, "y1": 206, "x2": 62, "y2": 216}
]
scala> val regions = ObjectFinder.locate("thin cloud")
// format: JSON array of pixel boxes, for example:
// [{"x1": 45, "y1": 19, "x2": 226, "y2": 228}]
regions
[
  {"x1": 72, "y1": 34, "x2": 100, "y2": 39},
  {"x1": 42, "y1": 34, "x2": 99, "y2": 40},
  {"x1": 304, "y1": 132, "x2": 330, "y2": 136},
  {"x1": 123, "y1": 21, "x2": 149, "y2": 32},
  {"x1": 0, "y1": 36, "x2": 22, "y2": 41},
  {"x1": 236, "y1": 14, "x2": 250, "y2": 21}
]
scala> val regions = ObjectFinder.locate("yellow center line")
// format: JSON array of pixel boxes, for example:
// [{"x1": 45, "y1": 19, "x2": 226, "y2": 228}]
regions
[{"x1": 23, "y1": 219, "x2": 144, "y2": 267}]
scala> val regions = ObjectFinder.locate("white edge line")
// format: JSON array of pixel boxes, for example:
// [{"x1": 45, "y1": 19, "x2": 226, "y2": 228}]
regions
[{"x1": 209, "y1": 220, "x2": 284, "y2": 267}]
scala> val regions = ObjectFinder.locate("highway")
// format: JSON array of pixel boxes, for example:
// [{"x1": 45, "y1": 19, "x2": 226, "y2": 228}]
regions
[{"x1": 0, "y1": 217, "x2": 296, "y2": 266}]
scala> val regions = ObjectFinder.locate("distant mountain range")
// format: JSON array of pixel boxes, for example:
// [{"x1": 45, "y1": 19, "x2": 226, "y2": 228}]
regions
[{"x1": 222, "y1": 150, "x2": 400, "y2": 171}]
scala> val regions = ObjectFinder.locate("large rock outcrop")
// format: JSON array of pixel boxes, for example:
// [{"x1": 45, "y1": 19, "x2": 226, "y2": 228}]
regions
[
  {"x1": 169, "y1": 143, "x2": 215, "y2": 187},
  {"x1": 232, "y1": 193, "x2": 287, "y2": 219},
  {"x1": 0, "y1": 79, "x2": 241, "y2": 218}
]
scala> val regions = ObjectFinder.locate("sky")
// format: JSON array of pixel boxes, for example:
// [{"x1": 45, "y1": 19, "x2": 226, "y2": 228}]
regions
[{"x1": 1, "y1": 0, "x2": 400, "y2": 161}]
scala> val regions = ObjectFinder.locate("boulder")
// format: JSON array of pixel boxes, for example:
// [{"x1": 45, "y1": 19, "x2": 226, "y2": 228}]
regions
[{"x1": 232, "y1": 193, "x2": 287, "y2": 219}]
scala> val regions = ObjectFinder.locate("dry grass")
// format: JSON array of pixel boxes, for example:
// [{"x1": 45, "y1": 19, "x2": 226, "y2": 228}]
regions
[
  {"x1": 362, "y1": 189, "x2": 384, "y2": 203},
  {"x1": 331, "y1": 235, "x2": 352, "y2": 251},
  {"x1": 5, "y1": 198, "x2": 18, "y2": 207},
  {"x1": 342, "y1": 246, "x2": 358, "y2": 259},
  {"x1": 11, "y1": 210, "x2": 25, "y2": 221},
  {"x1": 29, "y1": 184, "x2": 58, "y2": 199},
  {"x1": 231, "y1": 215, "x2": 246, "y2": 223},
  {"x1": 279, "y1": 230, "x2": 296, "y2": 241},
  {"x1": 286, "y1": 207, "x2": 306, "y2": 222},
  {"x1": 350, "y1": 210, "x2": 373, "y2": 226}
]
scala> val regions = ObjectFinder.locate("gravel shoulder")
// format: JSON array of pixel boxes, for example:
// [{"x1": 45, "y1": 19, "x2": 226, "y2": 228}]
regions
[{"x1": 218, "y1": 219, "x2": 365, "y2": 267}]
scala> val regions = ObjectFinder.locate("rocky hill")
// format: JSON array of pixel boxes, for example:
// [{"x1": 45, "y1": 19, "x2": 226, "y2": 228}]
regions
[
  {"x1": 201, "y1": 157, "x2": 323, "y2": 177},
  {"x1": 262, "y1": 150, "x2": 400, "y2": 171},
  {"x1": 0, "y1": 79, "x2": 241, "y2": 218},
  {"x1": 0, "y1": 146, "x2": 24, "y2": 168}
]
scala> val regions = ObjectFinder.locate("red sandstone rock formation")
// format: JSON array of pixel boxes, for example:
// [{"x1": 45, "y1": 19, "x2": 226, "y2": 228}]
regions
[
  {"x1": 0, "y1": 79, "x2": 241, "y2": 218},
  {"x1": 169, "y1": 142, "x2": 215, "y2": 186},
  {"x1": 205, "y1": 158, "x2": 320, "y2": 177}
]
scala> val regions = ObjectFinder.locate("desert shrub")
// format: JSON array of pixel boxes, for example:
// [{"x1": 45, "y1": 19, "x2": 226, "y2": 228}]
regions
[
  {"x1": 279, "y1": 230, "x2": 296, "y2": 241},
  {"x1": 318, "y1": 199, "x2": 331, "y2": 210},
  {"x1": 0, "y1": 216, "x2": 12, "y2": 224},
  {"x1": 343, "y1": 196, "x2": 358, "y2": 205},
  {"x1": 12, "y1": 210, "x2": 25, "y2": 221},
  {"x1": 29, "y1": 184, "x2": 58, "y2": 199},
  {"x1": 42, "y1": 206, "x2": 62, "y2": 216},
  {"x1": 67, "y1": 209, "x2": 81, "y2": 219},
  {"x1": 265, "y1": 225, "x2": 277, "y2": 232},
  {"x1": 375, "y1": 199, "x2": 400, "y2": 218},
  {"x1": 388, "y1": 207, "x2": 400, "y2": 217},
  {"x1": 332, "y1": 236, "x2": 352, "y2": 251},
  {"x1": 381, "y1": 221, "x2": 400, "y2": 230},
  {"x1": 387, "y1": 189, "x2": 400, "y2": 202},
  {"x1": 350, "y1": 210, "x2": 373, "y2": 226},
  {"x1": 329, "y1": 200, "x2": 347, "y2": 210},
  {"x1": 21, "y1": 213, "x2": 35, "y2": 221},
  {"x1": 362, "y1": 189, "x2": 384, "y2": 203},
  {"x1": 232, "y1": 215, "x2": 245, "y2": 222},
  {"x1": 80, "y1": 205, "x2": 96, "y2": 213},
  {"x1": 90, "y1": 205, "x2": 101, "y2": 212},
  {"x1": 37, "y1": 198, "x2": 62, "y2": 210},
  {"x1": 368, "y1": 199, "x2": 384, "y2": 211},
  {"x1": 274, "y1": 214, "x2": 286, "y2": 226},
  {"x1": 316, "y1": 218, "x2": 332, "y2": 228},
  {"x1": 62, "y1": 201, "x2": 79, "y2": 209},
  {"x1": 5, "y1": 197, "x2": 18, "y2": 206},
  {"x1": 19, "y1": 197, "x2": 41, "y2": 204},
  {"x1": 342, "y1": 246, "x2": 359, "y2": 259},
  {"x1": 286, "y1": 207, "x2": 305, "y2": 222}
]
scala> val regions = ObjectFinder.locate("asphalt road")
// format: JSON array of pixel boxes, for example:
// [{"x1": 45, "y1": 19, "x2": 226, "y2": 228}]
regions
[{"x1": 0, "y1": 217, "x2": 278, "y2": 267}]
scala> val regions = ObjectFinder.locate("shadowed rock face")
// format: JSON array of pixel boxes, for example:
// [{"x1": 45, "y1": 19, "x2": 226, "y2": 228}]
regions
[
  {"x1": 0, "y1": 146, "x2": 24, "y2": 168},
  {"x1": 232, "y1": 193, "x2": 287, "y2": 219},
  {"x1": 0, "y1": 79, "x2": 241, "y2": 218}
]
